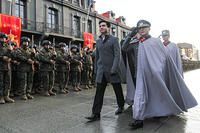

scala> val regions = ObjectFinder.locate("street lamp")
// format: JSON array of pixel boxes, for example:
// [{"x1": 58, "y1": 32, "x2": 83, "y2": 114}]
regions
[{"x1": 7, "y1": 0, "x2": 13, "y2": 15}]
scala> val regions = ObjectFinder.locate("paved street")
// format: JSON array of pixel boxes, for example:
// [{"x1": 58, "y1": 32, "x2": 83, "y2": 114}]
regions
[{"x1": 0, "y1": 69, "x2": 200, "y2": 133}]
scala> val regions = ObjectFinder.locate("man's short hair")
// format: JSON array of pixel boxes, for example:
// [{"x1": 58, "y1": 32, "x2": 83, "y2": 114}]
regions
[{"x1": 99, "y1": 20, "x2": 111, "y2": 28}]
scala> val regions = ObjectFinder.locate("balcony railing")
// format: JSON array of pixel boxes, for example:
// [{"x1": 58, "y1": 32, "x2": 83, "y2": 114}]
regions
[{"x1": 21, "y1": 18, "x2": 97, "y2": 40}]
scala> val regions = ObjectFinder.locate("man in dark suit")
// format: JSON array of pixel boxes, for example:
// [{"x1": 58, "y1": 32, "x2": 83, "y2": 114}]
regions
[{"x1": 85, "y1": 20, "x2": 125, "y2": 121}]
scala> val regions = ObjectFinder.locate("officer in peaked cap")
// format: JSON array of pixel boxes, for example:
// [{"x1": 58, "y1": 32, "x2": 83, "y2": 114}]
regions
[
  {"x1": 162, "y1": 30, "x2": 170, "y2": 36},
  {"x1": 136, "y1": 20, "x2": 151, "y2": 28}
]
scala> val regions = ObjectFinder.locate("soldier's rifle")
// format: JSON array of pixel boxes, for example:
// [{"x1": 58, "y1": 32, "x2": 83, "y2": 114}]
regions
[
  {"x1": 31, "y1": 35, "x2": 35, "y2": 71},
  {"x1": 7, "y1": 29, "x2": 12, "y2": 71},
  {"x1": 52, "y1": 38, "x2": 56, "y2": 70},
  {"x1": 79, "y1": 43, "x2": 83, "y2": 70},
  {"x1": 68, "y1": 40, "x2": 72, "y2": 56}
]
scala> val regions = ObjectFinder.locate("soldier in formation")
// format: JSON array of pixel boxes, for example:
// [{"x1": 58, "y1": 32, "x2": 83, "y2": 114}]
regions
[{"x1": 0, "y1": 32, "x2": 96, "y2": 103}]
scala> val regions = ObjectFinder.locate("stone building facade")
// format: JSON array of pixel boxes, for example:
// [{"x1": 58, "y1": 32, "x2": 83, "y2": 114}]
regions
[{"x1": 0, "y1": 0, "x2": 131, "y2": 46}]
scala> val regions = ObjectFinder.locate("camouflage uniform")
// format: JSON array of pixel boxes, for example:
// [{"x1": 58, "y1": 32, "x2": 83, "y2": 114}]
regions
[
  {"x1": 70, "y1": 45, "x2": 83, "y2": 91},
  {"x1": 56, "y1": 42, "x2": 71, "y2": 94},
  {"x1": 82, "y1": 47, "x2": 93, "y2": 89},
  {"x1": 0, "y1": 33, "x2": 15, "y2": 103},
  {"x1": 38, "y1": 40, "x2": 56, "y2": 96},
  {"x1": 15, "y1": 37, "x2": 35, "y2": 100},
  {"x1": 10, "y1": 42, "x2": 19, "y2": 97},
  {"x1": 32, "y1": 45, "x2": 41, "y2": 94}
]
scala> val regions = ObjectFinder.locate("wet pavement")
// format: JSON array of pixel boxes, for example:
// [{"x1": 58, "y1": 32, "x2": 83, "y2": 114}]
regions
[{"x1": 0, "y1": 69, "x2": 200, "y2": 133}]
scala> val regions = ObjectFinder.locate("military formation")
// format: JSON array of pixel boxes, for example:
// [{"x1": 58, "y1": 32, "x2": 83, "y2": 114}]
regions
[{"x1": 0, "y1": 32, "x2": 96, "y2": 104}]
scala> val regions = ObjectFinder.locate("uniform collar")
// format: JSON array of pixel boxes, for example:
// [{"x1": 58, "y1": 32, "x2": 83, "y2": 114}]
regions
[
  {"x1": 140, "y1": 34, "x2": 151, "y2": 43},
  {"x1": 163, "y1": 41, "x2": 171, "y2": 46}
]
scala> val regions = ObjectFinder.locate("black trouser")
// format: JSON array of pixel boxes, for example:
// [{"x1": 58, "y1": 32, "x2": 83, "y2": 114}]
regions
[{"x1": 92, "y1": 75, "x2": 125, "y2": 114}]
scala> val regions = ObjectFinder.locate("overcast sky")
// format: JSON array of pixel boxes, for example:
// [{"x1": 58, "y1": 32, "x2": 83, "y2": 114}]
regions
[{"x1": 95, "y1": 0, "x2": 200, "y2": 49}]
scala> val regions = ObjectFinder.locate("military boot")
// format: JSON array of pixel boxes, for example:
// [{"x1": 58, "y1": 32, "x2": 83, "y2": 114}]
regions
[
  {"x1": 77, "y1": 86, "x2": 82, "y2": 91},
  {"x1": 44, "y1": 91, "x2": 50, "y2": 97},
  {"x1": 21, "y1": 95, "x2": 28, "y2": 100},
  {"x1": 27, "y1": 93, "x2": 34, "y2": 99},
  {"x1": 49, "y1": 90, "x2": 56, "y2": 96},
  {"x1": 73, "y1": 87, "x2": 79, "y2": 92},
  {"x1": 9, "y1": 92, "x2": 14, "y2": 97},
  {"x1": 85, "y1": 85, "x2": 89, "y2": 90},
  {"x1": 4, "y1": 96, "x2": 15, "y2": 103},
  {"x1": 64, "y1": 88, "x2": 69, "y2": 93},
  {"x1": 88, "y1": 85, "x2": 93, "y2": 89},
  {"x1": 59, "y1": 89, "x2": 66, "y2": 94},
  {"x1": 0, "y1": 97, "x2": 5, "y2": 104}
]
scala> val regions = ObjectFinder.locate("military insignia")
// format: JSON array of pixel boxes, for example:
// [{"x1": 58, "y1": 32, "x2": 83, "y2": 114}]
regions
[{"x1": 139, "y1": 22, "x2": 143, "y2": 27}]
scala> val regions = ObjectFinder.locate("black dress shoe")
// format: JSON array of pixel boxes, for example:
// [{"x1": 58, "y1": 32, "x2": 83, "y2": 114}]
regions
[
  {"x1": 115, "y1": 107, "x2": 124, "y2": 115},
  {"x1": 129, "y1": 120, "x2": 143, "y2": 129},
  {"x1": 85, "y1": 114, "x2": 100, "y2": 121}
]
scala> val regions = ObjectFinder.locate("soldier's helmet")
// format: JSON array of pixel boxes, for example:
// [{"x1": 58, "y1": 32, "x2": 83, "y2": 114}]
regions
[
  {"x1": 10, "y1": 41, "x2": 17, "y2": 47},
  {"x1": 84, "y1": 46, "x2": 90, "y2": 51},
  {"x1": 59, "y1": 42, "x2": 67, "y2": 47},
  {"x1": 0, "y1": 33, "x2": 8, "y2": 39},
  {"x1": 162, "y1": 30, "x2": 170, "y2": 36},
  {"x1": 49, "y1": 45, "x2": 54, "y2": 50},
  {"x1": 89, "y1": 50, "x2": 93, "y2": 54},
  {"x1": 20, "y1": 36, "x2": 30, "y2": 44},
  {"x1": 136, "y1": 20, "x2": 151, "y2": 28},
  {"x1": 42, "y1": 40, "x2": 51, "y2": 46},
  {"x1": 71, "y1": 45, "x2": 78, "y2": 50}
]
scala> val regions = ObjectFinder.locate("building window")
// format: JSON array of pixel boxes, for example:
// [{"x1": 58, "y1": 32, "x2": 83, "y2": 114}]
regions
[
  {"x1": 81, "y1": 0, "x2": 85, "y2": 8},
  {"x1": 112, "y1": 27, "x2": 116, "y2": 36},
  {"x1": 82, "y1": 18, "x2": 86, "y2": 32},
  {"x1": 73, "y1": 0, "x2": 80, "y2": 6},
  {"x1": 0, "y1": 0, "x2": 1, "y2": 13},
  {"x1": 48, "y1": 8, "x2": 58, "y2": 30},
  {"x1": 88, "y1": 20, "x2": 92, "y2": 33},
  {"x1": 123, "y1": 31, "x2": 126, "y2": 38},
  {"x1": 15, "y1": 0, "x2": 26, "y2": 26},
  {"x1": 87, "y1": 0, "x2": 90, "y2": 7},
  {"x1": 73, "y1": 16, "x2": 80, "y2": 37}
]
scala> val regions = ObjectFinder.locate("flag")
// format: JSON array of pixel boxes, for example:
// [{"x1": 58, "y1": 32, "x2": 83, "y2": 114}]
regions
[
  {"x1": 0, "y1": 13, "x2": 21, "y2": 47},
  {"x1": 101, "y1": 12, "x2": 108, "y2": 18},
  {"x1": 116, "y1": 18, "x2": 119, "y2": 22},
  {"x1": 90, "y1": 0, "x2": 94, "y2": 8},
  {"x1": 83, "y1": 32, "x2": 93, "y2": 50}
]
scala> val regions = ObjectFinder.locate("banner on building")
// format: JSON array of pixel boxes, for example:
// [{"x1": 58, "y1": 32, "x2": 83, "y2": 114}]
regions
[
  {"x1": 83, "y1": 32, "x2": 93, "y2": 50},
  {"x1": 0, "y1": 13, "x2": 21, "y2": 47}
]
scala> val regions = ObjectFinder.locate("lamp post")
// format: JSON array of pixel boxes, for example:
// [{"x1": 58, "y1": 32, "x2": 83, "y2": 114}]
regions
[{"x1": 7, "y1": 0, "x2": 13, "y2": 15}]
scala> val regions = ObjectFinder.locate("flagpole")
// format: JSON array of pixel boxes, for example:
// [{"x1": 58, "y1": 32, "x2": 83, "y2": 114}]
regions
[{"x1": 85, "y1": 3, "x2": 92, "y2": 32}]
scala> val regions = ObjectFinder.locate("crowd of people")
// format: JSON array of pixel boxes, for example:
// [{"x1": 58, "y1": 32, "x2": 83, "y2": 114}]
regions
[{"x1": 0, "y1": 34, "x2": 96, "y2": 103}]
